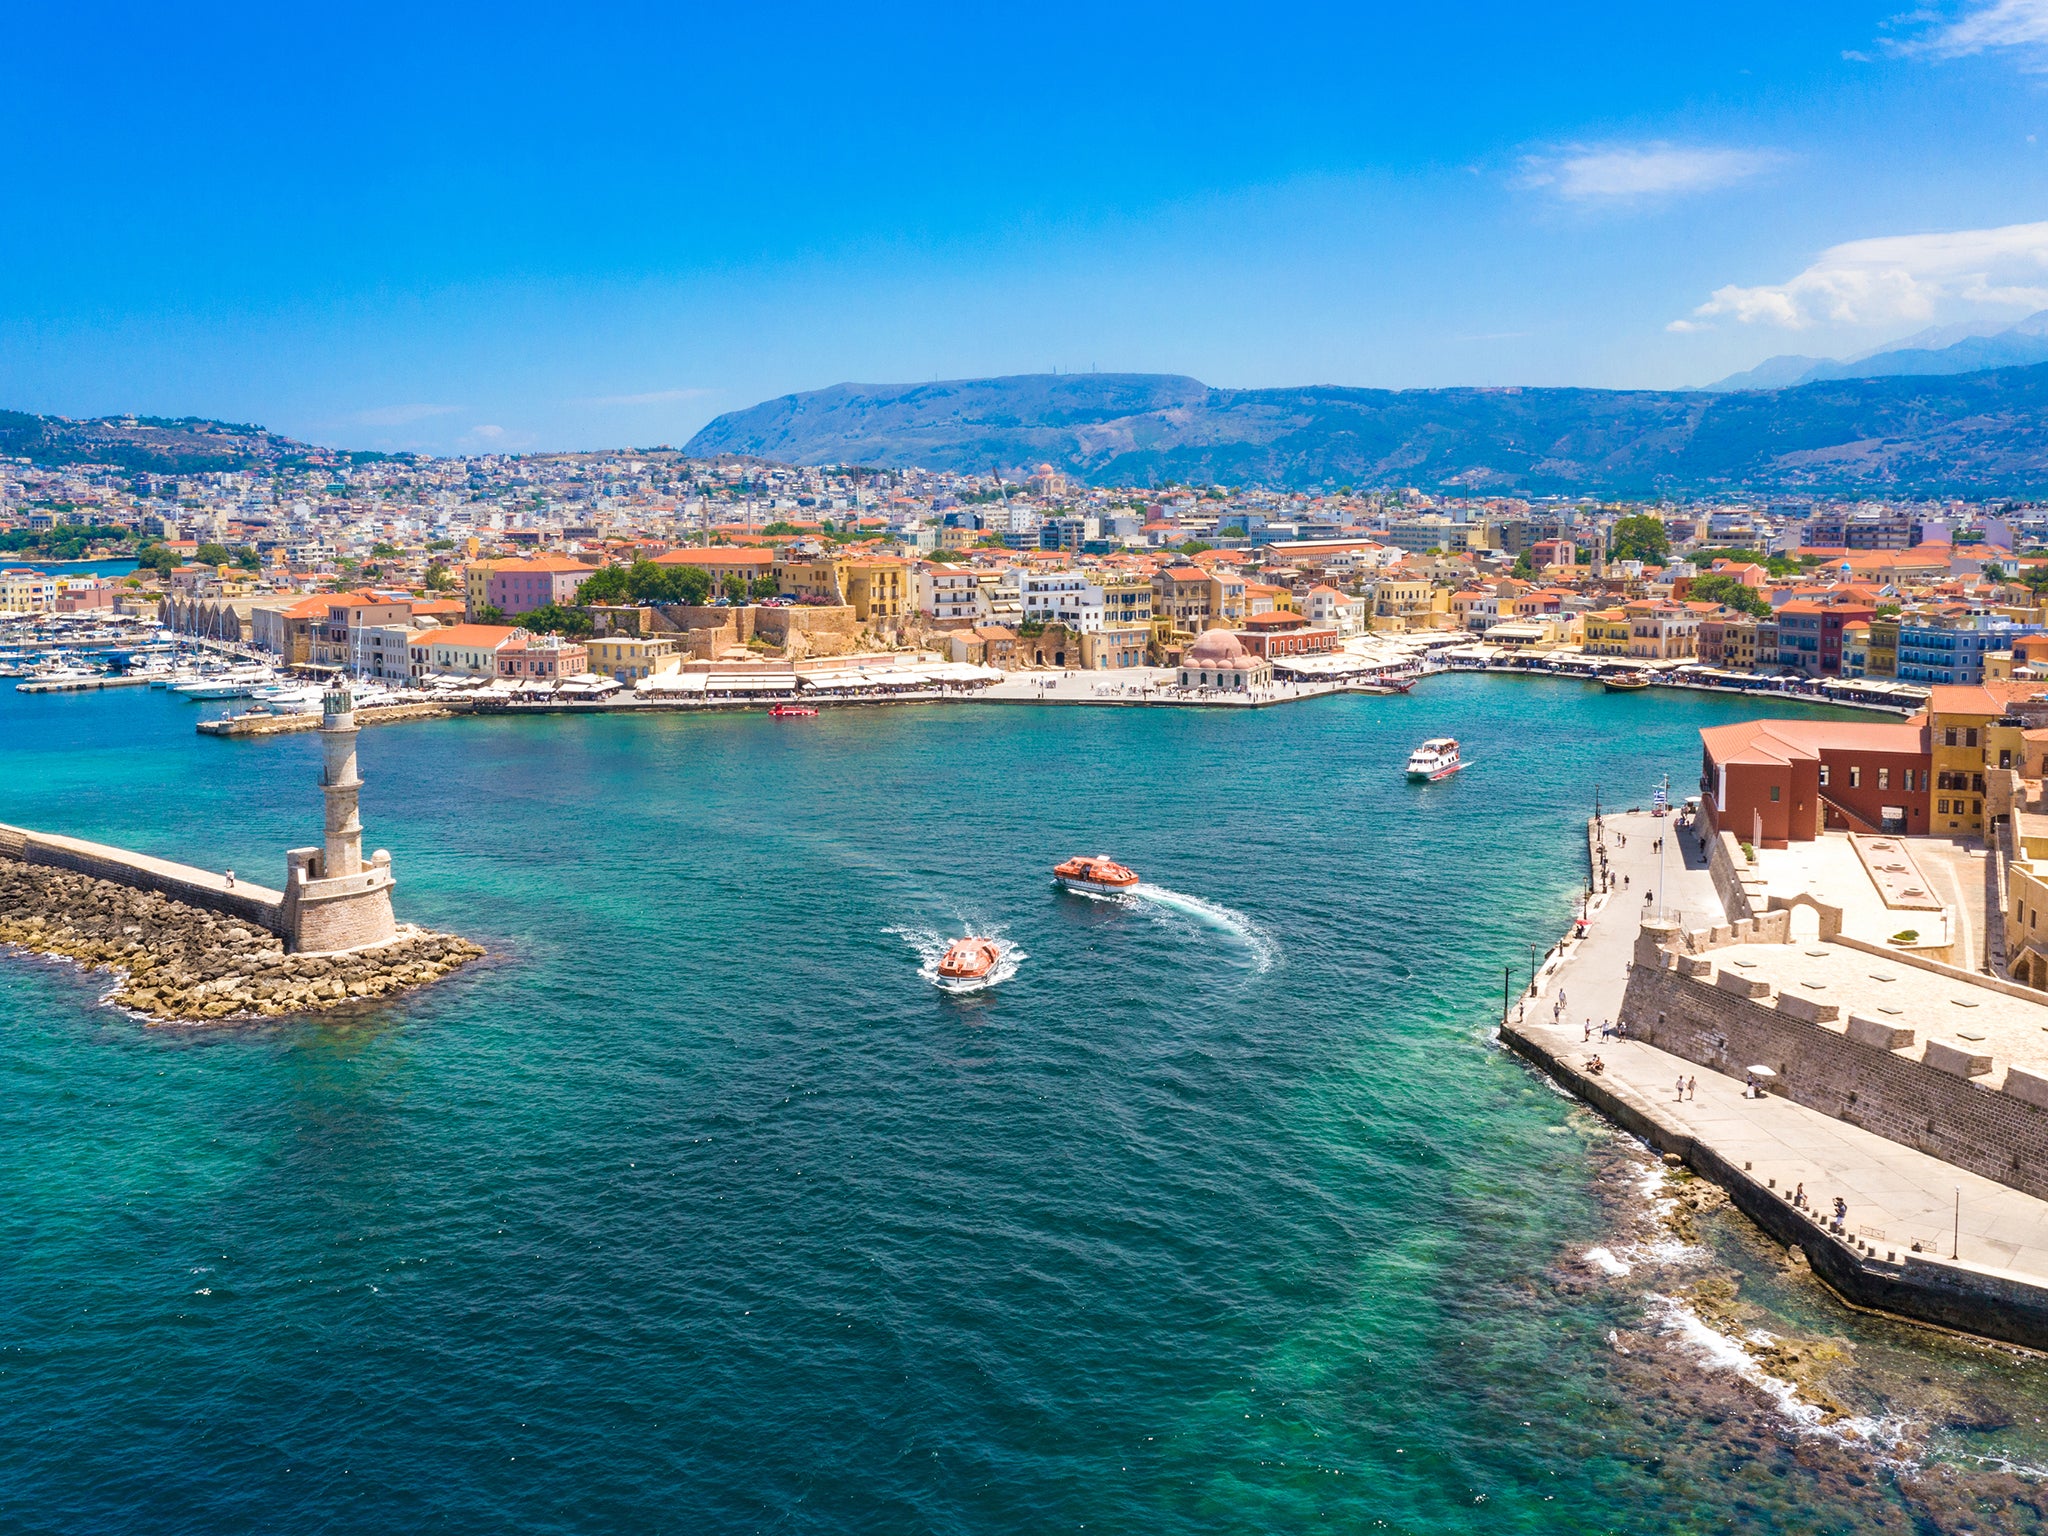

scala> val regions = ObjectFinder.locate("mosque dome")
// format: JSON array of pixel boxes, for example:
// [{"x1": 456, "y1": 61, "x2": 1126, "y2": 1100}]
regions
[{"x1": 1186, "y1": 628, "x2": 1249, "y2": 665}]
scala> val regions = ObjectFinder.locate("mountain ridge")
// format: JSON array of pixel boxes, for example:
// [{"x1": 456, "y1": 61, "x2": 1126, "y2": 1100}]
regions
[{"x1": 684, "y1": 365, "x2": 2048, "y2": 496}]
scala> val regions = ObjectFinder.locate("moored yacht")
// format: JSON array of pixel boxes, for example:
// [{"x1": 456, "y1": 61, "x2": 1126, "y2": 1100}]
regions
[{"x1": 1405, "y1": 737, "x2": 1465, "y2": 782}]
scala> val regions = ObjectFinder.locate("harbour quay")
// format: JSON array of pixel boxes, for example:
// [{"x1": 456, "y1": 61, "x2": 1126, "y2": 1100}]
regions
[{"x1": 1504, "y1": 679, "x2": 2048, "y2": 1353}]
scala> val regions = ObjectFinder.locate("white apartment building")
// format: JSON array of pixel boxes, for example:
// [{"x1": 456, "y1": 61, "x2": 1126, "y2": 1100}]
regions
[
  {"x1": 1019, "y1": 571, "x2": 1106, "y2": 633},
  {"x1": 1302, "y1": 584, "x2": 1368, "y2": 636},
  {"x1": 916, "y1": 566, "x2": 983, "y2": 622}
]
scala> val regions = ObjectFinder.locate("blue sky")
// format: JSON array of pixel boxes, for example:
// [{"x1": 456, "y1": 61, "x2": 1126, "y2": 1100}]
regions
[{"x1": 7, "y1": 1, "x2": 2048, "y2": 453}]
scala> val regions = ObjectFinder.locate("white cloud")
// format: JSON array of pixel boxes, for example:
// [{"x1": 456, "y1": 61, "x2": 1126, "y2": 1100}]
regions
[
  {"x1": 467, "y1": 424, "x2": 505, "y2": 440},
  {"x1": 1522, "y1": 143, "x2": 1781, "y2": 201},
  {"x1": 573, "y1": 387, "x2": 715, "y2": 407},
  {"x1": 1894, "y1": 0, "x2": 2048, "y2": 67},
  {"x1": 352, "y1": 402, "x2": 460, "y2": 427},
  {"x1": 1682, "y1": 219, "x2": 2048, "y2": 330}
]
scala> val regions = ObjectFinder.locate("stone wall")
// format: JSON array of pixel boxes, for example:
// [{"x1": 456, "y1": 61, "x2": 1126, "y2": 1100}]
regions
[
  {"x1": 1622, "y1": 931, "x2": 2048, "y2": 1200},
  {"x1": 1707, "y1": 827, "x2": 1760, "y2": 923},
  {"x1": 0, "y1": 822, "x2": 286, "y2": 936}
]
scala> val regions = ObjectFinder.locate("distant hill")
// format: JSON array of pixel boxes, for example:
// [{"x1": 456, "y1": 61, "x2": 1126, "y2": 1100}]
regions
[
  {"x1": 685, "y1": 367, "x2": 2048, "y2": 496},
  {"x1": 0, "y1": 412, "x2": 321, "y2": 474},
  {"x1": 1706, "y1": 312, "x2": 2048, "y2": 392}
]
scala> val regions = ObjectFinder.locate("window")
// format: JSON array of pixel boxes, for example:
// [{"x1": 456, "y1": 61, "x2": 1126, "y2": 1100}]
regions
[
  {"x1": 1946, "y1": 727, "x2": 1959, "y2": 747},
  {"x1": 1849, "y1": 766, "x2": 1862, "y2": 789},
  {"x1": 1819, "y1": 765, "x2": 1830, "y2": 787},
  {"x1": 1939, "y1": 798, "x2": 1950, "y2": 814},
  {"x1": 1878, "y1": 768, "x2": 1889, "y2": 790},
  {"x1": 1769, "y1": 785, "x2": 1780, "y2": 803},
  {"x1": 1975, "y1": 800, "x2": 1983, "y2": 815},
  {"x1": 1967, "y1": 728, "x2": 1980, "y2": 748}
]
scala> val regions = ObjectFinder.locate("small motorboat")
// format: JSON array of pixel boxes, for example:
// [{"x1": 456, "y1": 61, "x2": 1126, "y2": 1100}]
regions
[
  {"x1": 936, "y1": 937, "x2": 1003, "y2": 981},
  {"x1": 1603, "y1": 673, "x2": 1652, "y2": 693},
  {"x1": 1053, "y1": 854, "x2": 1140, "y2": 896},
  {"x1": 769, "y1": 704, "x2": 819, "y2": 718},
  {"x1": 1405, "y1": 737, "x2": 1465, "y2": 782}
]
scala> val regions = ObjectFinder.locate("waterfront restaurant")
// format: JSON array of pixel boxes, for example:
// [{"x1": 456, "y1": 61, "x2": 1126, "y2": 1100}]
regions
[{"x1": 1699, "y1": 718, "x2": 1932, "y2": 847}]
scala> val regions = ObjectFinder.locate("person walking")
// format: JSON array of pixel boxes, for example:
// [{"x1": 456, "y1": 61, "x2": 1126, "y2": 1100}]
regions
[
  {"x1": 1676, "y1": 1075, "x2": 1686, "y2": 1102},
  {"x1": 1686, "y1": 1075, "x2": 1697, "y2": 1101}
]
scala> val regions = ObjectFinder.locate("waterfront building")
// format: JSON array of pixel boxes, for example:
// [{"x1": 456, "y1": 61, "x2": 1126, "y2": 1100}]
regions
[
  {"x1": 310, "y1": 592, "x2": 416, "y2": 673},
  {"x1": 915, "y1": 566, "x2": 982, "y2": 622},
  {"x1": 250, "y1": 593, "x2": 341, "y2": 665},
  {"x1": 1898, "y1": 613, "x2": 2038, "y2": 686},
  {"x1": 1841, "y1": 621, "x2": 1871, "y2": 677},
  {"x1": 1175, "y1": 627, "x2": 1271, "y2": 691},
  {"x1": 1301, "y1": 584, "x2": 1367, "y2": 635},
  {"x1": 775, "y1": 554, "x2": 909, "y2": 620},
  {"x1": 1624, "y1": 598, "x2": 1699, "y2": 660},
  {"x1": 496, "y1": 632, "x2": 589, "y2": 682},
  {"x1": 1583, "y1": 607, "x2": 1630, "y2": 656},
  {"x1": 1233, "y1": 614, "x2": 1339, "y2": 658},
  {"x1": 1019, "y1": 571, "x2": 1102, "y2": 631},
  {"x1": 1773, "y1": 598, "x2": 1874, "y2": 677},
  {"x1": 1697, "y1": 613, "x2": 1760, "y2": 670},
  {"x1": 1365, "y1": 575, "x2": 1444, "y2": 630},
  {"x1": 413, "y1": 622, "x2": 517, "y2": 679},
  {"x1": 1698, "y1": 718, "x2": 1932, "y2": 845},
  {"x1": 586, "y1": 634, "x2": 681, "y2": 683},
  {"x1": 0, "y1": 567, "x2": 58, "y2": 613}
]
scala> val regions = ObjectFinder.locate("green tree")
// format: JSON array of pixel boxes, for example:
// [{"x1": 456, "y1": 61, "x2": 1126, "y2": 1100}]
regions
[
  {"x1": 472, "y1": 603, "x2": 505, "y2": 624},
  {"x1": 577, "y1": 559, "x2": 711, "y2": 607},
  {"x1": 195, "y1": 541, "x2": 233, "y2": 566},
  {"x1": 749, "y1": 575, "x2": 779, "y2": 600},
  {"x1": 1686, "y1": 573, "x2": 1771, "y2": 617},
  {"x1": 1511, "y1": 551, "x2": 1535, "y2": 580},
  {"x1": 425, "y1": 561, "x2": 455, "y2": 592},
  {"x1": 517, "y1": 602, "x2": 594, "y2": 638},
  {"x1": 1175, "y1": 540, "x2": 1213, "y2": 556},
  {"x1": 1607, "y1": 515, "x2": 1670, "y2": 565},
  {"x1": 370, "y1": 541, "x2": 400, "y2": 557},
  {"x1": 720, "y1": 573, "x2": 748, "y2": 603}
]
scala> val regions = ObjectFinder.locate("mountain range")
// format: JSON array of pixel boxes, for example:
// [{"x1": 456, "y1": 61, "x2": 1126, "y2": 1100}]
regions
[
  {"x1": 0, "y1": 412, "x2": 325, "y2": 475},
  {"x1": 1703, "y1": 312, "x2": 2048, "y2": 391},
  {"x1": 683, "y1": 366, "x2": 2048, "y2": 497}
]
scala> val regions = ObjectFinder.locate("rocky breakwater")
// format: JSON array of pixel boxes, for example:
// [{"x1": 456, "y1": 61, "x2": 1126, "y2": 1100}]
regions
[{"x1": 0, "y1": 857, "x2": 484, "y2": 1021}]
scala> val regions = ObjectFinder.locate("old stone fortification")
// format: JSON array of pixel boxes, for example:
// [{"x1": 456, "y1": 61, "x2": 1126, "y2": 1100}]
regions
[
  {"x1": 1706, "y1": 828, "x2": 1763, "y2": 923},
  {"x1": 0, "y1": 858, "x2": 482, "y2": 1021},
  {"x1": 651, "y1": 603, "x2": 860, "y2": 660},
  {"x1": 1621, "y1": 918, "x2": 2048, "y2": 1202}
]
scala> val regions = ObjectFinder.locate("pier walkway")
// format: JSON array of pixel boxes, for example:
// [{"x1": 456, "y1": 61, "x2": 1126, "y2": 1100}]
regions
[{"x1": 1506, "y1": 811, "x2": 2048, "y2": 1334}]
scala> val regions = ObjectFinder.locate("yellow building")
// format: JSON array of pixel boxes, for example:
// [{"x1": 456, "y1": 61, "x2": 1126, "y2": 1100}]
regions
[
  {"x1": 1928, "y1": 684, "x2": 2028, "y2": 834},
  {"x1": 776, "y1": 556, "x2": 909, "y2": 620},
  {"x1": 1583, "y1": 608, "x2": 1631, "y2": 656},
  {"x1": 464, "y1": 560, "x2": 498, "y2": 619},
  {"x1": 586, "y1": 635, "x2": 681, "y2": 682}
]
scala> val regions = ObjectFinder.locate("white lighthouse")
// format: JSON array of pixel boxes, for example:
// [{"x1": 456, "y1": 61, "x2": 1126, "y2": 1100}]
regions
[{"x1": 281, "y1": 681, "x2": 398, "y2": 952}]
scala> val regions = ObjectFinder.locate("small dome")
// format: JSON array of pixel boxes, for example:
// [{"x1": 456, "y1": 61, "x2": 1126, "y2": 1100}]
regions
[{"x1": 1186, "y1": 628, "x2": 1248, "y2": 664}]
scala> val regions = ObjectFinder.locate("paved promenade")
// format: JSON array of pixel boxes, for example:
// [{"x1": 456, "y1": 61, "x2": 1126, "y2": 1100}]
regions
[{"x1": 1510, "y1": 811, "x2": 2048, "y2": 1286}]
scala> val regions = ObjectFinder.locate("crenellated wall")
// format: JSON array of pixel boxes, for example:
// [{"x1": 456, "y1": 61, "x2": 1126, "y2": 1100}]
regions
[{"x1": 1622, "y1": 925, "x2": 2048, "y2": 1201}]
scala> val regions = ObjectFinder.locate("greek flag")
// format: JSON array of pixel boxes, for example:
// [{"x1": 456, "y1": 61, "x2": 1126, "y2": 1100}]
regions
[{"x1": 1652, "y1": 784, "x2": 1669, "y2": 814}]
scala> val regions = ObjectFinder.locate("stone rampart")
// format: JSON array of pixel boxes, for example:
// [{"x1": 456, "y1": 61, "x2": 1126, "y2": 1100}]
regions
[
  {"x1": 1500, "y1": 1016, "x2": 2048, "y2": 1350},
  {"x1": 1621, "y1": 942, "x2": 2048, "y2": 1201},
  {"x1": 0, "y1": 822, "x2": 286, "y2": 936},
  {"x1": 1707, "y1": 828, "x2": 1759, "y2": 923}
]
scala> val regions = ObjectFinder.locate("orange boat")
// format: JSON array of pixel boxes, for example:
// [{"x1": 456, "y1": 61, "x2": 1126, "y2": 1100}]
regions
[
  {"x1": 1053, "y1": 854, "x2": 1141, "y2": 896},
  {"x1": 937, "y1": 937, "x2": 1003, "y2": 981},
  {"x1": 769, "y1": 704, "x2": 818, "y2": 718}
]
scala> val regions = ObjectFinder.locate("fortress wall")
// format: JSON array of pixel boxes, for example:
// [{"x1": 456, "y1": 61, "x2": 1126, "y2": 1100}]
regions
[
  {"x1": 1621, "y1": 958, "x2": 2048, "y2": 1201},
  {"x1": 0, "y1": 823, "x2": 287, "y2": 936}
]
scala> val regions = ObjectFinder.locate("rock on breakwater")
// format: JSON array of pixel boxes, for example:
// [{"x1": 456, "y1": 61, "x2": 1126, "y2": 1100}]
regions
[{"x1": 0, "y1": 856, "x2": 483, "y2": 1021}]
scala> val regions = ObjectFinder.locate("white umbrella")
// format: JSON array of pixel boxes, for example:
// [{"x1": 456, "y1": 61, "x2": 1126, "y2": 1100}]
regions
[{"x1": 1747, "y1": 1064, "x2": 1777, "y2": 1078}]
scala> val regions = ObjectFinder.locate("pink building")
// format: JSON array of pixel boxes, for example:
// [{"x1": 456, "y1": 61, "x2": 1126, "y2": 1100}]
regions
[
  {"x1": 496, "y1": 632, "x2": 588, "y2": 681},
  {"x1": 486, "y1": 556, "x2": 597, "y2": 617}
]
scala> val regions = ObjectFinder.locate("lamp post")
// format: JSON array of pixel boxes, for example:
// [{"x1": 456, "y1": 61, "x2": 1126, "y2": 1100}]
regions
[
  {"x1": 1503, "y1": 964, "x2": 1511, "y2": 1024},
  {"x1": 1529, "y1": 943, "x2": 1538, "y2": 997}
]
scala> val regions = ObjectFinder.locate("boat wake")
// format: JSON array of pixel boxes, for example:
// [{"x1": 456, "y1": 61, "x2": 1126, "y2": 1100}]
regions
[
  {"x1": 1129, "y1": 885, "x2": 1276, "y2": 972},
  {"x1": 887, "y1": 927, "x2": 1026, "y2": 995}
]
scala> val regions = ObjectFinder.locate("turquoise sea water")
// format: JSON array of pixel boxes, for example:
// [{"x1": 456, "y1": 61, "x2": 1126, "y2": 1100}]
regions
[{"x1": 5, "y1": 677, "x2": 2048, "y2": 1534}]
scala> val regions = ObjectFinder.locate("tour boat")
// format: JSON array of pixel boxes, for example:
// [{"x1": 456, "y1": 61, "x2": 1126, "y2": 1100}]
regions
[
  {"x1": 1404, "y1": 737, "x2": 1465, "y2": 782},
  {"x1": 1053, "y1": 854, "x2": 1141, "y2": 896},
  {"x1": 936, "y1": 937, "x2": 1003, "y2": 981},
  {"x1": 1603, "y1": 673, "x2": 1652, "y2": 693},
  {"x1": 769, "y1": 704, "x2": 818, "y2": 718}
]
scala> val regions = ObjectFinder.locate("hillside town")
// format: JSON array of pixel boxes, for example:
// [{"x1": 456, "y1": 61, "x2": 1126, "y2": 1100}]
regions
[{"x1": 6, "y1": 444, "x2": 2048, "y2": 708}]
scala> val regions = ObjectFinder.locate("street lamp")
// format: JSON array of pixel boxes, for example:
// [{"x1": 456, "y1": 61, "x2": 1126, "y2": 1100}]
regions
[{"x1": 1529, "y1": 943, "x2": 1538, "y2": 997}]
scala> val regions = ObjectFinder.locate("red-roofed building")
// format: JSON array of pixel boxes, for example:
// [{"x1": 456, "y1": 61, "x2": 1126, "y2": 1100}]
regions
[{"x1": 1699, "y1": 718, "x2": 1931, "y2": 845}]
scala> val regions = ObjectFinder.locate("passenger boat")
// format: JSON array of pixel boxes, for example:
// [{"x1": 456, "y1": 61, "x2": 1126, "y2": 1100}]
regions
[
  {"x1": 936, "y1": 937, "x2": 1003, "y2": 981},
  {"x1": 769, "y1": 704, "x2": 818, "y2": 718},
  {"x1": 1404, "y1": 737, "x2": 1465, "y2": 782},
  {"x1": 1052, "y1": 854, "x2": 1141, "y2": 896},
  {"x1": 1603, "y1": 673, "x2": 1652, "y2": 693}
]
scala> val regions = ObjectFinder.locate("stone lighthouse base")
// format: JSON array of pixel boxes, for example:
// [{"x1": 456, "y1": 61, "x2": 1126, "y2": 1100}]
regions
[{"x1": 281, "y1": 846, "x2": 399, "y2": 954}]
